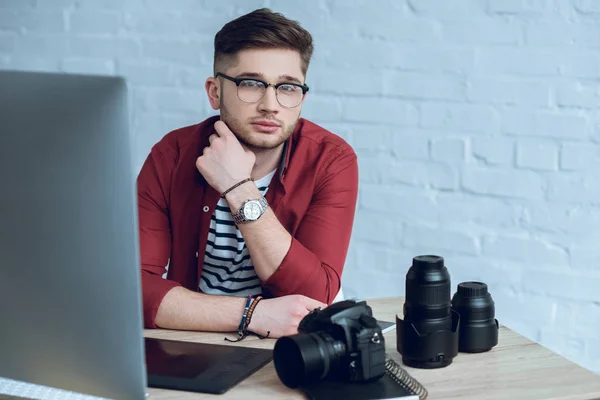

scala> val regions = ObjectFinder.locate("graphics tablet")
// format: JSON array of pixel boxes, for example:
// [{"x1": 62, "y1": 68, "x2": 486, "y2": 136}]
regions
[{"x1": 145, "y1": 337, "x2": 273, "y2": 394}]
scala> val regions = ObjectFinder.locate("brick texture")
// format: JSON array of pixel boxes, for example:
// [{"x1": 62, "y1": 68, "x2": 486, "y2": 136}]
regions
[{"x1": 1, "y1": 0, "x2": 599, "y2": 375}]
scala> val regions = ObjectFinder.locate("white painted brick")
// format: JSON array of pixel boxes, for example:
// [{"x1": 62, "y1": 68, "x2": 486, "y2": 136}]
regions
[
  {"x1": 503, "y1": 109, "x2": 589, "y2": 140},
  {"x1": 123, "y1": 11, "x2": 226, "y2": 36},
  {"x1": 421, "y1": 103, "x2": 501, "y2": 134},
  {"x1": 471, "y1": 137, "x2": 515, "y2": 166},
  {"x1": 430, "y1": 138, "x2": 466, "y2": 163},
  {"x1": 486, "y1": 0, "x2": 558, "y2": 15},
  {"x1": 69, "y1": 11, "x2": 121, "y2": 34},
  {"x1": 523, "y1": 269, "x2": 600, "y2": 302},
  {"x1": 350, "y1": 128, "x2": 428, "y2": 160},
  {"x1": 326, "y1": 0, "x2": 410, "y2": 38},
  {"x1": 310, "y1": 68, "x2": 385, "y2": 96},
  {"x1": 142, "y1": 38, "x2": 210, "y2": 66},
  {"x1": 391, "y1": 130, "x2": 443, "y2": 161},
  {"x1": 477, "y1": 48, "x2": 564, "y2": 76},
  {"x1": 0, "y1": 11, "x2": 65, "y2": 33},
  {"x1": 436, "y1": 193, "x2": 524, "y2": 230},
  {"x1": 573, "y1": 0, "x2": 600, "y2": 14},
  {"x1": 76, "y1": 0, "x2": 145, "y2": 9},
  {"x1": 494, "y1": 292, "x2": 558, "y2": 334},
  {"x1": 355, "y1": 244, "x2": 418, "y2": 275},
  {"x1": 383, "y1": 71, "x2": 465, "y2": 101},
  {"x1": 522, "y1": 203, "x2": 600, "y2": 235},
  {"x1": 557, "y1": 82, "x2": 600, "y2": 109},
  {"x1": 402, "y1": 224, "x2": 480, "y2": 256},
  {"x1": 320, "y1": 39, "x2": 399, "y2": 69},
  {"x1": 116, "y1": 59, "x2": 174, "y2": 86},
  {"x1": 441, "y1": 18, "x2": 522, "y2": 45},
  {"x1": 546, "y1": 173, "x2": 600, "y2": 203},
  {"x1": 343, "y1": 98, "x2": 419, "y2": 126},
  {"x1": 71, "y1": 37, "x2": 142, "y2": 58},
  {"x1": 568, "y1": 236, "x2": 600, "y2": 271},
  {"x1": 0, "y1": 0, "x2": 35, "y2": 8},
  {"x1": 467, "y1": 78, "x2": 549, "y2": 106},
  {"x1": 482, "y1": 233, "x2": 569, "y2": 265},
  {"x1": 2, "y1": 55, "x2": 60, "y2": 71},
  {"x1": 516, "y1": 140, "x2": 558, "y2": 171},
  {"x1": 560, "y1": 53, "x2": 600, "y2": 79},
  {"x1": 353, "y1": 210, "x2": 400, "y2": 245},
  {"x1": 61, "y1": 58, "x2": 115, "y2": 75},
  {"x1": 356, "y1": 18, "x2": 440, "y2": 43},
  {"x1": 358, "y1": 157, "x2": 458, "y2": 190},
  {"x1": 391, "y1": 45, "x2": 475, "y2": 73},
  {"x1": 134, "y1": 87, "x2": 209, "y2": 114},
  {"x1": 358, "y1": 184, "x2": 438, "y2": 224},
  {"x1": 539, "y1": 329, "x2": 587, "y2": 364},
  {"x1": 15, "y1": 34, "x2": 70, "y2": 58},
  {"x1": 301, "y1": 95, "x2": 343, "y2": 122},
  {"x1": 0, "y1": 33, "x2": 15, "y2": 53},
  {"x1": 462, "y1": 167, "x2": 544, "y2": 199},
  {"x1": 525, "y1": 22, "x2": 600, "y2": 47},
  {"x1": 408, "y1": 0, "x2": 487, "y2": 18},
  {"x1": 560, "y1": 142, "x2": 600, "y2": 170}
]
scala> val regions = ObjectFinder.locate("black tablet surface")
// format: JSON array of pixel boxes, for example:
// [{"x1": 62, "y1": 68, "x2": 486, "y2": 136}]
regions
[{"x1": 145, "y1": 337, "x2": 273, "y2": 395}]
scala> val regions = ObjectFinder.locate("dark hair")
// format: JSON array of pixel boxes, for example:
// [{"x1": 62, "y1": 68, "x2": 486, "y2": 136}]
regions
[{"x1": 214, "y1": 8, "x2": 314, "y2": 77}]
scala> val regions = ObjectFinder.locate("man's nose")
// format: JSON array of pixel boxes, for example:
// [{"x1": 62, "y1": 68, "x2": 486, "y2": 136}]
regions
[{"x1": 257, "y1": 86, "x2": 279, "y2": 113}]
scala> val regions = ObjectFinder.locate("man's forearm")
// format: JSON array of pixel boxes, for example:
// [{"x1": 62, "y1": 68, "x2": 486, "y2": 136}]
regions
[
  {"x1": 154, "y1": 286, "x2": 247, "y2": 331},
  {"x1": 224, "y1": 183, "x2": 292, "y2": 282}
]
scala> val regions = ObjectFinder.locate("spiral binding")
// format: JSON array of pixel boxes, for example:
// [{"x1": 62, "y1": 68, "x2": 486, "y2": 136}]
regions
[{"x1": 385, "y1": 356, "x2": 428, "y2": 400}]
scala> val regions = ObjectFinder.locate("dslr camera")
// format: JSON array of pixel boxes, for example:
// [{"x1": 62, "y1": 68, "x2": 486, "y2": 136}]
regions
[{"x1": 273, "y1": 299, "x2": 387, "y2": 388}]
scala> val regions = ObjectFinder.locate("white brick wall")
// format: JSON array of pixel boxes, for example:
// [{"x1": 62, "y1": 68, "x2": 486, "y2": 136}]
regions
[{"x1": 1, "y1": 0, "x2": 599, "y2": 375}]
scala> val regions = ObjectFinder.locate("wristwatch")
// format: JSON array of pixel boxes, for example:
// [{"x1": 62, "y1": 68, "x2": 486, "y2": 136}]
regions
[{"x1": 232, "y1": 197, "x2": 269, "y2": 224}]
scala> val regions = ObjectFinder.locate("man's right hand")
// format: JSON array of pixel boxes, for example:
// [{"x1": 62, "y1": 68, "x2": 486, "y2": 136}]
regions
[{"x1": 248, "y1": 295, "x2": 327, "y2": 338}]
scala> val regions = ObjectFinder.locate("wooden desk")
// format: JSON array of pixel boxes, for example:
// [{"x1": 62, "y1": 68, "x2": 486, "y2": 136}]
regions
[{"x1": 144, "y1": 297, "x2": 600, "y2": 400}]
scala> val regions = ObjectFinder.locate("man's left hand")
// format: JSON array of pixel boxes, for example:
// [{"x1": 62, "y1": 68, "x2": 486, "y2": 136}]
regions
[{"x1": 196, "y1": 120, "x2": 256, "y2": 194}]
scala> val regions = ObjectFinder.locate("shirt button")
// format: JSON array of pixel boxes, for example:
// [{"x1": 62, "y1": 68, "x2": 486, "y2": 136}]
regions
[{"x1": 203, "y1": 206, "x2": 210, "y2": 212}]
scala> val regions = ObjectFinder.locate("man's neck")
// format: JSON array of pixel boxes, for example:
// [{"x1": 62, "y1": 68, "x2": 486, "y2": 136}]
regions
[{"x1": 250, "y1": 143, "x2": 285, "y2": 181}]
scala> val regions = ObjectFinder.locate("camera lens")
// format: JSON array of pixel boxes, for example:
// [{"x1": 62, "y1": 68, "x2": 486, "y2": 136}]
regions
[
  {"x1": 396, "y1": 255, "x2": 459, "y2": 369},
  {"x1": 451, "y1": 281, "x2": 499, "y2": 353},
  {"x1": 273, "y1": 332, "x2": 346, "y2": 388}
]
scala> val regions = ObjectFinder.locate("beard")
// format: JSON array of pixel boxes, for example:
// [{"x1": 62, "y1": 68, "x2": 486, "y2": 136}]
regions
[{"x1": 219, "y1": 102, "x2": 298, "y2": 151}]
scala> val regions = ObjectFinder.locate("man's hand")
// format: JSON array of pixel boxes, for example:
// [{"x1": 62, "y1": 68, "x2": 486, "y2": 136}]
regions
[
  {"x1": 247, "y1": 295, "x2": 327, "y2": 338},
  {"x1": 196, "y1": 120, "x2": 255, "y2": 194}
]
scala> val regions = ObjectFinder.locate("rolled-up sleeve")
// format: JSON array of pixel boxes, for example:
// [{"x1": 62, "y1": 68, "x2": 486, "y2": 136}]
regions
[
  {"x1": 137, "y1": 145, "x2": 181, "y2": 328},
  {"x1": 263, "y1": 147, "x2": 359, "y2": 304}
]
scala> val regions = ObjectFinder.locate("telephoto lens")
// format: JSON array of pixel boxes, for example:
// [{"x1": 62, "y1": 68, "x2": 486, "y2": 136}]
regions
[
  {"x1": 451, "y1": 281, "x2": 499, "y2": 353},
  {"x1": 396, "y1": 255, "x2": 459, "y2": 369}
]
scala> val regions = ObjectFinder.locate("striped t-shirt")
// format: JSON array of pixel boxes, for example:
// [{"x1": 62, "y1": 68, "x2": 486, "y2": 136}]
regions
[{"x1": 198, "y1": 170, "x2": 276, "y2": 296}]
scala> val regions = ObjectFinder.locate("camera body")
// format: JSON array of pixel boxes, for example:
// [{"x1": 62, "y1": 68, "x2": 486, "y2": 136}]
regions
[{"x1": 273, "y1": 299, "x2": 387, "y2": 388}]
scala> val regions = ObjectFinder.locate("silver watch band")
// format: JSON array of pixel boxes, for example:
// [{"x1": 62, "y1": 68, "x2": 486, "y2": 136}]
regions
[{"x1": 232, "y1": 197, "x2": 268, "y2": 224}]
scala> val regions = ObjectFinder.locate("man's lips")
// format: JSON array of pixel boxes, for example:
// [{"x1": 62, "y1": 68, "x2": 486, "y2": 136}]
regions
[
  {"x1": 251, "y1": 120, "x2": 280, "y2": 127},
  {"x1": 251, "y1": 120, "x2": 281, "y2": 133}
]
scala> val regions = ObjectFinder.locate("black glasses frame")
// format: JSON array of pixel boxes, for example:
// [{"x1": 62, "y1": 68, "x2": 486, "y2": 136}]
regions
[{"x1": 216, "y1": 72, "x2": 309, "y2": 107}]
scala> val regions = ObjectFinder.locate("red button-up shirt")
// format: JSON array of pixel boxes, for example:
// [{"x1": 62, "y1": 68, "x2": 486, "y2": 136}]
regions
[{"x1": 137, "y1": 115, "x2": 359, "y2": 328}]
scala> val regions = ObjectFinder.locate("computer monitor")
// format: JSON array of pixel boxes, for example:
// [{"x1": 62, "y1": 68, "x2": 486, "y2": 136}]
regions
[{"x1": 0, "y1": 70, "x2": 147, "y2": 400}]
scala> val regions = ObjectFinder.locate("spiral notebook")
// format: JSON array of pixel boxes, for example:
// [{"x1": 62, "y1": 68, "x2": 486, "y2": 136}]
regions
[{"x1": 301, "y1": 357, "x2": 427, "y2": 400}]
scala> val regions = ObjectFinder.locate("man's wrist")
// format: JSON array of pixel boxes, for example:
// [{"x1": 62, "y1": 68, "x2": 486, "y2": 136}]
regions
[{"x1": 225, "y1": 182, "x2": 262, "y2": 211}]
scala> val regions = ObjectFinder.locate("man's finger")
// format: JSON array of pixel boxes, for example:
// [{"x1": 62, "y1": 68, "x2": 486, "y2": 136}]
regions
[
  {"x1": 208, "y1": 133, "x2": 218, "y2": 145},
  {"x1": 304, "y1": 298, "x2": 328, "y2": 311},
  {"x1": 214, "y1": 120, "x2": 234, "y2": 138}
]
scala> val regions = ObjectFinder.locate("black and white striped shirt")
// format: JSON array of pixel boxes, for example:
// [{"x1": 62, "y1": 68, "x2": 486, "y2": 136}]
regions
[{"x1": 199, "y1": 170, "x2": 276, "y2": 296}]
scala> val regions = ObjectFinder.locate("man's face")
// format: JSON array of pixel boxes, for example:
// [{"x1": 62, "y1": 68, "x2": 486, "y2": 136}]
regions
[{"x1": 208, "y1": 48, "x2": 306, "y2": 151}]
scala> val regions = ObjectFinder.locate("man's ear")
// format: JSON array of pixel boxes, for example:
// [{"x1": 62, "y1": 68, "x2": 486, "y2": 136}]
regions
[{"x1": 205, "y1": 77, "x2": 220, "y2": 110}]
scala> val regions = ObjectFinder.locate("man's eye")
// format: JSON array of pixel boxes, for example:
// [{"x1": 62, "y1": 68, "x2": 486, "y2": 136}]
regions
[
  {"x1": 279, "y1": 85, "x2": 298, "y2": 92},
  {"x1": 241, "y1": 80, "x2": 262, "y2": 88}
]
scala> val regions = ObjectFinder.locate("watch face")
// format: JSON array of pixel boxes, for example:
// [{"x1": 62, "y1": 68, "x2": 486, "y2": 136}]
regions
[{"x1": 243, "y1": 201, "x2": 262, "y2": 220}]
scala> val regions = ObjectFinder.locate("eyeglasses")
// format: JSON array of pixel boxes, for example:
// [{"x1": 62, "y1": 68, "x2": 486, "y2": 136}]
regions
[{"x1": 216, "y1": 72, "x2": 309, "y2": 108}]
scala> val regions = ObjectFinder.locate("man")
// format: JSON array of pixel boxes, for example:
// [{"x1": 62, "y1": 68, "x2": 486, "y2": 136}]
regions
[{"x1": 137, "y1": 8, "x2": 358, "y2": 339}]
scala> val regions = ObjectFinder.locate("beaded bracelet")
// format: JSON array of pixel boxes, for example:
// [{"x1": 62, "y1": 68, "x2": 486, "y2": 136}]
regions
[{"x1": 224, "y1": 295, "x2": 270, "y2": 342}]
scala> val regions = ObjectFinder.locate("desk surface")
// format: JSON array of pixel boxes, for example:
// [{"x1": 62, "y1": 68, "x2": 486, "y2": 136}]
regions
[{"x1": 144, "y1": 296, "x2": 600, "y2": 400}]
